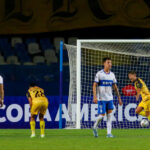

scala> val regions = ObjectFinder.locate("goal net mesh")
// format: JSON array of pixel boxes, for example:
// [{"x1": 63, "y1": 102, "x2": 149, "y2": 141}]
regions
[{"x1": 65, "y1": 41, "x2": 150, "y2": 129}]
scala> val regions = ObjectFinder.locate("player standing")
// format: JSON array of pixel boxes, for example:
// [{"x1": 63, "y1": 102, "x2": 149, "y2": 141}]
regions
[
  {"x1": 128, "y1": 71, "x2": 150, "y2": 121},
  {"x1": 26, "y1": 83, "x2": 49, "y2": 138},
  {"x1": 0, "y1": 75, "x2": 4, "y2": 107},
  {"x1": 93, "y1": 57, "x2": 122, "y2": 138}
]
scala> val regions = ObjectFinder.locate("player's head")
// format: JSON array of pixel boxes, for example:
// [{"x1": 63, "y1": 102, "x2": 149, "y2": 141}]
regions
[
  {"x1": 103, "y1": 57, "x2": 112, "y2": 70},
  {"x1": 29, "y1": 82, "x2": 37, "y2": 88},
  {"x1": 128, "y1": 71, "x2": 137, "y2": 82}
]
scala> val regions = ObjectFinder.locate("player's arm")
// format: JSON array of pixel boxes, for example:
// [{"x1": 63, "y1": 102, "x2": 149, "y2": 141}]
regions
[
  {"x1": 113, "y1": 83, "x2": 123, "y2": 105},
  {"x1": 28, "y1": 97, "x2": 32, "y2": 107},
  {"x1": 93, "y1": 82, "x2": 98, "y2": 104},
  {"x1": 93, "y1": 72, "x2": 99, "y2": 104},
  {"x1": 0, "y1": 83, "x2": 4, "y2": 107},
  {"x1": 26, "y1": 92, "x2": 32, "y2": 107},
  {"x1": 135, "y1": 88, "x2": 141, "y2": 101},
  {"x1": 135, "y1": 80, "x2": 142, "y2": 101}
]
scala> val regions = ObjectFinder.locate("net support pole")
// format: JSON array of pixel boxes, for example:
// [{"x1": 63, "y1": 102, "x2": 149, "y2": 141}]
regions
[
  {"x1": 76, "y1": 40, "x2": 81, "y2": 129},
  {"x1": 59, "y1": 41, "x2": 63, "y2": 129}
]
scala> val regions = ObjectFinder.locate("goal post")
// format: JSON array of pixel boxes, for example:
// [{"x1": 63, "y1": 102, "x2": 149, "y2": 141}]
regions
[
  {"x1": 65, "y1": 39, "x2": 150, "y2": 129},
  {"x1": 76, "y1": 40, "x2": 81, "y2": 129}
]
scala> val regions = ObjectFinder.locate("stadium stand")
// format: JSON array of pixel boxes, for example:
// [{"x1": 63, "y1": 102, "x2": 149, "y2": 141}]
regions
[{"x1": 0, "y1": 37, "x2": 76, "y2": 96}]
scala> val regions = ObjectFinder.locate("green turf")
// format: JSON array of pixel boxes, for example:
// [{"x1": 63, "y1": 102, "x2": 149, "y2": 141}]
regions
[{"x1": 0, "y1": 129, "x2": 150, "y2": 150}]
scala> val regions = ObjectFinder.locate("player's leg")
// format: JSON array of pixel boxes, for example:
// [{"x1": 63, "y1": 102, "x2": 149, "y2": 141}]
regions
[
  {"x1": 143, "y1": 100, "x2": 150, "y2": 121},
  {"x1": 145, "y1": 111, "x2": 150, "y2": 120},
  {"x1": 30, "y1": 114, "x2": 36, "y2": 138},
  {"x1": 93, "y1": 101, "x2": 106, "y2": 137},
  {"x1": 39, "y1": 102, "x2": 48, "y2": 138},
  {"x1": 39, "y1": 113, "x2": 45, "y2": 138},
  {"x1": 106, "y1": 100, "x2": 114, "y2": 138},
  {"x1": 30, "y1": 103, "x2": 39, "y2": 138},
  {"x1": 106, "y1": 110, "x2": 113, "y2": 137},
  {"x1": 136, "y1": 107, "x2": 145, "y2": 116},
  {"x1": 135, "y1": 101, "x2": 145, "y2": 116},
  {"x1": 93, "y1": 101, "x2": 105, "y2": 129}
]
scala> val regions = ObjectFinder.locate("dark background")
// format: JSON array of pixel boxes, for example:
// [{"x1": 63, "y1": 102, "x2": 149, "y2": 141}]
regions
[{"x1": 0, "y1": 0, "x2": 150, "y2": 96}]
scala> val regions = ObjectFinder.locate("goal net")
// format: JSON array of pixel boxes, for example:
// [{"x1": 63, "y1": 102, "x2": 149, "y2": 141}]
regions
[{"x1": 65, "y1": 40, "x2": 150, "y2": 129}]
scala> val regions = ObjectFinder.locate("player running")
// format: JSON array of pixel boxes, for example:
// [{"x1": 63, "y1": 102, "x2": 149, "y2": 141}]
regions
[
  {"x1": 26, "y1": 83, "x2": 49, "y2": 138},
  {"x1": 128, "y1": 71, "x2": 150, "y2": 121},
  {"x1": 0, "y1": 75, "x2": 4, "y2": 107},
  {"x1": 93, "y1": 57, "x2": 123, "y2": 138}
]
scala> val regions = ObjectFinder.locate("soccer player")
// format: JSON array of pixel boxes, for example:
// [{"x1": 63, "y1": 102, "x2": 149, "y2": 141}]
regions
[
  {"x1": 128, "y1": 71, "x2": 150, "y2": 121},
  {"x1": 93, "y1": 57, "x2": 122, "y2": 138},
  {"x1": 0, "y1": 75, "x2": 4, "y2": 107},
  {"x1": 26, "y1": 83, "x2": 49, "y2": 138}
]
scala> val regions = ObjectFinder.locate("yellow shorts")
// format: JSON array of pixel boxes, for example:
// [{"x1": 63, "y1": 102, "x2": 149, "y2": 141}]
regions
[
  {"x1": 138, "y1": 100, "x2": 150, "y2": 111},
  {"x1": 31, "y1": 100, "x2": 48, "y2": 115}
]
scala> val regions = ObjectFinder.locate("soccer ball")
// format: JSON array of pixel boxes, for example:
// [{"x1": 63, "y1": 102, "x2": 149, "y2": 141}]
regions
[{"x1": 140, "y1": 119, "x2": 149, "y2": 127}]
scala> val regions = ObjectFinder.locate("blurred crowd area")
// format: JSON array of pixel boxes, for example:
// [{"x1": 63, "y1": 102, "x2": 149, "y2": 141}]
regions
[
  {"x1": 0, "y1": 37, "x2": 77, "y2": 65},
  {"x1": 0, "y1": 37, "x2": 77, "y2": 96}
]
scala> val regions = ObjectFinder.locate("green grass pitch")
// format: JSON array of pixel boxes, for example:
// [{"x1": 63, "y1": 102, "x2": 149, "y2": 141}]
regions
[{"x1": 0, "y1": 129, "x2": 150, "y2": 150}]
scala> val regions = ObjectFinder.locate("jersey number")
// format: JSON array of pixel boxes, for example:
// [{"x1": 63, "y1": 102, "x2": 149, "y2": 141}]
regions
[{"x1": 35, "y1": 91, "x2": 45, "y2": 97}]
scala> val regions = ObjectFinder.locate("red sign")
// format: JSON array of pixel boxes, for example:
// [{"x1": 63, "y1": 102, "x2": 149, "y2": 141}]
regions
[{"x1": 122, "y1": 85, "x2": 136, "y2": 96}]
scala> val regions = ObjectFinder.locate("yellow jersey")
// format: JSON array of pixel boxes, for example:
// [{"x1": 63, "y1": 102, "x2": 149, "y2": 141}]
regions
[
  {"x1": 26, "y1": 86, "x2": 48, "y2": 102},
  {"x1": 134, "y1": 78, "x2": 150, "y2": 102}
]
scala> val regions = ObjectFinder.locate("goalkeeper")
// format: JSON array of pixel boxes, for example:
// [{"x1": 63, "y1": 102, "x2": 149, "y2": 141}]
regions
[
  {"x1": 128, "y1": 71, "x2": 150, "y2": 121},
  {"x1": 93, "y1": 57, "x2": 122, "y2": 138}
]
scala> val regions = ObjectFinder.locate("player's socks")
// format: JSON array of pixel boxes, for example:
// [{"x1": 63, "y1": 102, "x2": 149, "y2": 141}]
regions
[
  {"x1": 40, "y1": 120, "x2": 45, "y2": 136},
  {"x1": 93, "y1": 128, "x2": 98, "y2": 137},
  {"x1": 139, "y1": 111, "x2": 146, "y2": 117},
  {"x1": 93, "y1": 115, "x2": 104, "y2": 129},
  {"x1": 30, "y1": 121, "x2": 36, "y2": 137},
  {"x1": 107, "y1": 113, "x2": 112, "y2": 135},
  {"x1": 93, "y1": 115, "x2": 104, "y2": 137}
]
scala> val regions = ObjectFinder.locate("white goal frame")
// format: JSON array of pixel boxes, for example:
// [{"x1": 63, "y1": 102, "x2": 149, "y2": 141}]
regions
[{"x1": 76, "y1": 39, "x2": 150, "y2": 129}]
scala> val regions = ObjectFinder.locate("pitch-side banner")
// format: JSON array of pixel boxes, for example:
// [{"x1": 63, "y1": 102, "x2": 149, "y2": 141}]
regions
[
  {"x1": 0, "y1": 0, "x2": 150, "y2": 34},
  {"x1": 0, "y1": 96, "x2": 144, "y2": 129}
]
